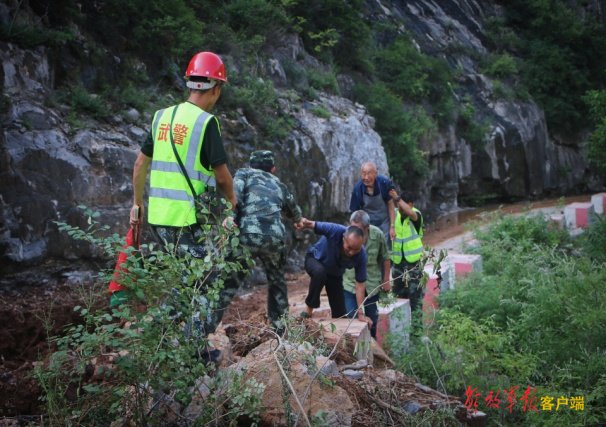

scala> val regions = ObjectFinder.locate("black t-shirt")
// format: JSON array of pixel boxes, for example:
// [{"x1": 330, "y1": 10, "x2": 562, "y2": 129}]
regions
[
  {"x1": 140, "y1": 110, "x2": 228, "y2": 169},
  {"x1": 398, "y1": 211, "x2": 423, "y2": 234}
]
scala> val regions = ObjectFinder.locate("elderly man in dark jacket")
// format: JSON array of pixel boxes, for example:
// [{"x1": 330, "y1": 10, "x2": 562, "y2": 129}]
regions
[{"x1": 349, "y1": 162, "x2": 396, "y2": 245}]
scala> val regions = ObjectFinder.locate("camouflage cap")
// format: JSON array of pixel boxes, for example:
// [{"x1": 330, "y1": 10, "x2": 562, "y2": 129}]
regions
[{"x1": 249, "y1": 150, "x2": 275, "y2": 168}]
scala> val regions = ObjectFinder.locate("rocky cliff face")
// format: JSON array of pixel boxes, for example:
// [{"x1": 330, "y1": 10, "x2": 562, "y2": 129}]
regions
[
  {"x1": 368, "y1": 0, "x2": 601, "y2": 211},
  {"x1": 1, "y1": 0, "x2": 603, "y2": 280}
]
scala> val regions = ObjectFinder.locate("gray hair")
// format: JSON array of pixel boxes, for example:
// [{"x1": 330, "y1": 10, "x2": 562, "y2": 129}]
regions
[{"x1": 350, "y1": 210, "x2": 370, "y2": 228}]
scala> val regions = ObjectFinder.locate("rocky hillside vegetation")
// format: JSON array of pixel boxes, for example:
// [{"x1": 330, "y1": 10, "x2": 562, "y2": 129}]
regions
[{"x1": 1, "y1": 0, "x2": 605, "y2": 278}]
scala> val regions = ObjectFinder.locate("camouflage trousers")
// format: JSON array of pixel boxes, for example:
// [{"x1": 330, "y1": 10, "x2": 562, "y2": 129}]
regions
[
  {"x1": 392, "y1": 260, "x2": 424, "y2": 312},
  {"x1": 239, "y1": 233, "x2": 288, "y2": 329},
  {"x1": 151, "y1": 225, "x2": 242, "y2": 336}
]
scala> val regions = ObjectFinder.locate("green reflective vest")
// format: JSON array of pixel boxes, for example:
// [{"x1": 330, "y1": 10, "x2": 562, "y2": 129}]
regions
[
  {"x1": 391, "y1": 208, "x2": 424, "y2": 264},
  {"x1": 148, "y1": 102, "x2": 216, "y2": 226}
]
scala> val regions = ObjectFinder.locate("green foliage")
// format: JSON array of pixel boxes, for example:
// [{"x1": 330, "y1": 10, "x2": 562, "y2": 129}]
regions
[
  {"x1": 473, "y1": 212, "x2": 571, "y2": 252},
  {"x1": 491, "y1": 79, "x2": 516, "y2": 101},
  {"x1": 484, "y1": 16, "x2": 523, "y2": 53},
  {"x1": 583, "y1": 90, "x2": 606, "y2": 172},
  {"x1": 306, "y1": 68, "x2": 339, "y2": 95},
  {"x1": 284, "y1": 0, "x2": 373, "y2": 71},
  {"x1": 397, "y1": 214, "x2": 606, "y2": 425},
  {"x1": 355, "y1": 82, "x2": 432, "y2": 186},
  {"x1": 221, "y1": 74, "x2": 292, "y2": 141},
  {"x1": 84, "y1": 0, "x2": 204, "y2": 63},
  {"x1": 196, "y1": 371, "x2": 265, "y2": 425},
  {"x1": 457, "y1": 101, "x2": 489, "y2": 147},
  {"x1": 498, "y1": 0, "x2": 606, "y2": 135},
  {"x1": 58, "y1": 85, "x2": 110, "y2": 120},
  {"x1": 374, "y1": 36, "x2": 456, "y2": 126},
  {"x1": 224, "y1": 0, "x2": 289, "y2": 44},
  {"x1": 39, "y1": 206, "x2": 259, "y2": 425},
  {"x1": 579, "y1": 214, "x2": 606, "y2": 264},
  {"x1": 0, "y1": 23, "x2": 74, "y2": 48},
  {"x1": 481, "y1": 53, "x2": 519, "y2": 78},
  {"x1": 310, "y1": 106, "x2": 330, "y2": 119}
]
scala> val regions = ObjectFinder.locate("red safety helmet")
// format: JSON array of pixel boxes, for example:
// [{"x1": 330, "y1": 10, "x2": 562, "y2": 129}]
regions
[{"x1": 184, "y1": 51, "x2": 227, "y2": 85}]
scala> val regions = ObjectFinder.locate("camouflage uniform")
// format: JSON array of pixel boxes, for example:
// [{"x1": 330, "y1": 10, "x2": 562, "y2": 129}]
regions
[{"x1": 234, "y1": 151, "x2": 302, "y2": 329}]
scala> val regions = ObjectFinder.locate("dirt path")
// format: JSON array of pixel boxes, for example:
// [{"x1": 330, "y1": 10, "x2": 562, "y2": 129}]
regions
[{"x1": 424, "y1": 195, "x2": 589, "y2": 249}]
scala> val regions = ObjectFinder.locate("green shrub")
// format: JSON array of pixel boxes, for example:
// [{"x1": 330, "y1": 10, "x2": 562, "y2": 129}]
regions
[
  {"x1": 37, "y1": 206, "x2": 258, "y2": 425},
  {"x1": 481, "y1": 53, "x2": 519, "y2": 78},
  {"x1": 59, "y1": 85, "x2": 110, "y2": 120},
  {"x1": 374, "y1": 36, "x2": 454, "y2": 111},
  {"x1": 310, "y1": 106, "x2": 331, "y2": 119},
  {"x1": 224, "y1": 0, "x2": 288, "y2": 43},
  {"x1": 583, "y1": 90, "x2": 606, "y2": 173},
  {"x1": 220, "y1": 74, "x2": 292, "y2": 140},
  {"x1": 579, "y1": 214, "x2": 606, "y2": 263},
  {"x1": 0, "y1": 23, "x2": 74, "y2": 48},
  {"x1": 473, "y1": 213, "x2": 571, "y2": 252},
  {"x1": 306, "y1": 68, "x2": 339, "y2": 94},
  {"x1": 83, "y1": 0, "x2": 204, "y2": 64},
  {"x1": 457, "y1": 101, "x2": 489, "y2": 147},
  {"x1": 355, "y1": 82, "x2": 432, "y2": 186},
  {"x1": 499, "y1": 0, "x2": 606, "y2": 136},
  {"x1": 397, "y1": 215, "x2": 606, "y2": 425},
  {"x1": 284, "y1": 0, "x2": 373, "y2": 71},
  {"x1": 491, "y1": 79, "x2": 515, "y2": 101}
]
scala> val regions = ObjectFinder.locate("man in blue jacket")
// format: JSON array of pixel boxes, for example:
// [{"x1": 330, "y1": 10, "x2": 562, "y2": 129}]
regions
[
  {"x1": 296, "y1": 218, "x2": 372, "y2": 326},
  {"x1": 349, "y1": 162, "x2": 396, "y2": 245}
]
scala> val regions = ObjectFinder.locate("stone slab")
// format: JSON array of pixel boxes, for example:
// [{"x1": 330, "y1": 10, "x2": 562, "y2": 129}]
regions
[
  {"x1": 564, "y1": 202, "x2": 594, "y2": 229},
  {"x1": 447, "y1": 253, "x2": 483, "y2": 278},
  {"x1": 376, "y1": 299, "x2": 411, "y2": 355},
  {"x1": 423, "y1": 267, "x2": 441, "y2": 317},
  {"x1": 318, "y1": 318, "x2": 372, "y2": 362},
  {"x1": 425, "y1": 259, "x2": 454, "y2": 292},
  {"x1": 591, "y1": 193, "x2": 606, "y2": 215}
]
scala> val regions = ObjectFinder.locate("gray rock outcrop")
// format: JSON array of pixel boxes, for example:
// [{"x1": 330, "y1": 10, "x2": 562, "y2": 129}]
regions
[
  {"x1": 368, "y1": 0, "x2": 602, "y2": 213},
  {"x1": 0, "y1": 42, "x2": 387, "y2": 277}
]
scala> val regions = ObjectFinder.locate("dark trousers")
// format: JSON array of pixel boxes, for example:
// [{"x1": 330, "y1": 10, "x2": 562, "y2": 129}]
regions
[
  {"x1": 344, "y1": 290, "x2": 379, "y2": 338},
  {"x1": 304, "y1": 255, "x2": 346, "y2": 318},
  {"x1": 240, "y1": 233, "x2": 288, "y2": 329},
  {"x1": 393, "y1": 260, "x2": 423, "y2": 312},
  {"x1": 152, "y1": 225, "x2": 242, "y2": 335}
]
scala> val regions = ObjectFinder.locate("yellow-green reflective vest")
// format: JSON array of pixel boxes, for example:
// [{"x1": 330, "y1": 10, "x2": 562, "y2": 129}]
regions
[
  {"x1": 148, "y1": 102, "x2": 216, "y2": 227},
  {"x1": 391, "y1": 208, "x2": 424, "y2": 264}
]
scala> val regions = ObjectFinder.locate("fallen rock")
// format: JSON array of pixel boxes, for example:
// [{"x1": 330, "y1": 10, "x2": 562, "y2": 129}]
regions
[
  {"x1": 342, "y1": 369, "x2": 364, "y2": 380},
  {"x1": 228, "y1": 339, "x2": 355, "y2": 426}
]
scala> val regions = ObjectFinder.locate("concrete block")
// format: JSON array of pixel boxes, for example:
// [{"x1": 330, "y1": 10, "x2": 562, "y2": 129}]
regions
[
  {"x1": 463, "y1": 239, "x2": 481, "y2": 250},
  {"x1": 425, "y1": 259, "x2": 454, "y2": 292},
  {"x1": 564, "y1": 202, "x2": 594, "y2": 229},
  {"x1": 318, "y1": 318, "x2": 372, "y2": 362},
  {"x1": 447, "y1": 253, "x2": 483, "y2": 278},
  {"x1": 423, "y1": 267, "x2": 441, "y2": 317},
  {"x1": 591, "y1": 193, "x2": 606, "y2": 215},
  {"x1": 376, "y1": 299, "x2": 411, "y2": 355}
]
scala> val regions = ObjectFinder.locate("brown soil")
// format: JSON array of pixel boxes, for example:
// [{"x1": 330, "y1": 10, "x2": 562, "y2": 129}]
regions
[{"x1": 0, "y1": 284, "x2": 89, "y2": 419}]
